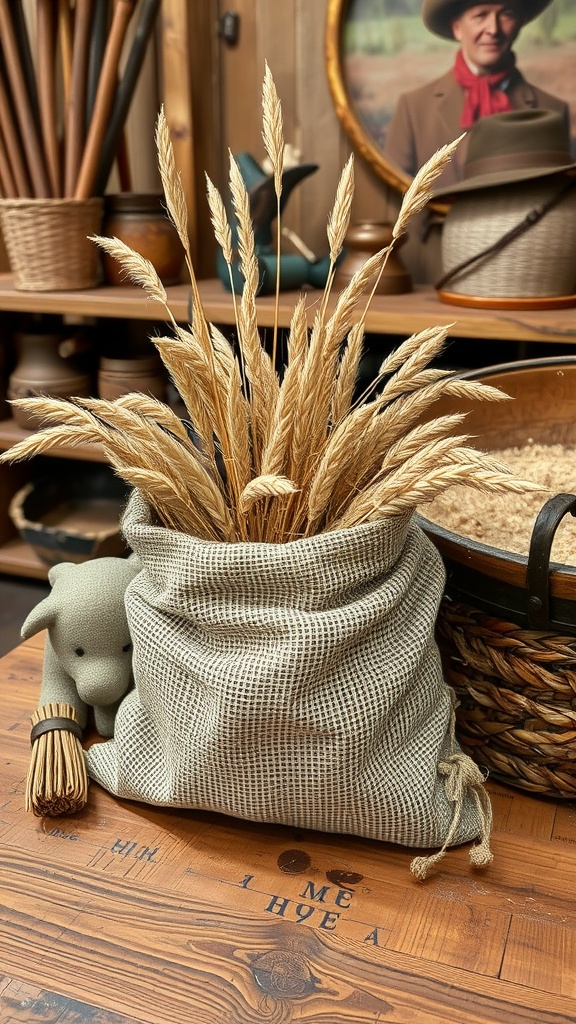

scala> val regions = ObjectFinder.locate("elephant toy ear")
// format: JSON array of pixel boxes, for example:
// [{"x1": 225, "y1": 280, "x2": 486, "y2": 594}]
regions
[
  {"x1": 47, "y1": 562, "x2": 75, "y2": 585},
  {"x1": 21, "y1": 597, "x2": 57, "y2": 639}
]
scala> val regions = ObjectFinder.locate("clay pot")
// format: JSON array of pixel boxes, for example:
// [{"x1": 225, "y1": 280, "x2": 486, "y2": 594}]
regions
[
  {"x1": 102, "y1": 193, "x2": 185, "y2": 286},
  {"x1": 8, "y1": 327, "x2": 93, "y2": 431},
  {"x1": 97, "y1": 354, "x2": 167, "y2": 403},
  {"x1": 334, "y1": 222, "x2": 412, "y2": 295}
]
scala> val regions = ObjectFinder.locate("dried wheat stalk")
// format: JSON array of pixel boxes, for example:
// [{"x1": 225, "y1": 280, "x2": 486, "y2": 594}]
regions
[{"x1": 1, "y1": 70, "x2": 541, "y2": 545}]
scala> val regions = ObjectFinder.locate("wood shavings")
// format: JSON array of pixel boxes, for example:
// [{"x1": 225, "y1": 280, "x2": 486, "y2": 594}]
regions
[{"x1": 422, "y1": 442, "x2": 576, "y2": 564}]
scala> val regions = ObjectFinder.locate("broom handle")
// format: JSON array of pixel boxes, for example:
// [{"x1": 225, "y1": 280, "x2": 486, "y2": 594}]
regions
[
  {"x1": 37, "y1": 0, "x2": 60, "y2": 196},
  {"x1": 0, "y1": 60, "x2": 32, "y2": 196},
  {"x1": 0, "y1": 0, "x2": 50, "y2": 197},
  {"x1": 74, "y1": 0, "x2": 136, "y2": 200},
  {"x1": 64, "y1": 0, "x2": 94, "y2": 197}
]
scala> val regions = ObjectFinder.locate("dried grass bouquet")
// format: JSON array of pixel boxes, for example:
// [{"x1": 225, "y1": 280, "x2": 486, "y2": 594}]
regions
[{"x1": 2, "y1": 64, "x2": 538, "y2": 537}]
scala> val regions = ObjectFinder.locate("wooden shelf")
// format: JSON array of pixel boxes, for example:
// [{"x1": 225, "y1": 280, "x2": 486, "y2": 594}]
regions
[
  {"x1": 0, "y1": 274, "x2": 192, "y2": 322},
  {"x1": 0, "y1": 273, "x2": 574, "y2": 343},
  {"x1": 0, "y1": 537, "x2": 48, "y2": 579}
]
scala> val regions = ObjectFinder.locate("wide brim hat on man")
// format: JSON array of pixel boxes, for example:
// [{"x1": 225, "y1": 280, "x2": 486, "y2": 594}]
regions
[
  {"x1": 422, "y1": 0, "x2": 554, "y2": 40},
  {"x1": 434, "y1": 108, "x2": 576, "y2": 198}
]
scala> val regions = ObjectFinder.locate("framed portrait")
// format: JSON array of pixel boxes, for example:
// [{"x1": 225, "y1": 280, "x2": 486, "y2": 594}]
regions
[{"x1": 325, "y1": 0, "x2": 575, "y2": 194}]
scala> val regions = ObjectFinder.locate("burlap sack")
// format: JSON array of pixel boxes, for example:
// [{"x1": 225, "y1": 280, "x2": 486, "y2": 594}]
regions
[{"x1": 86, "y1": 492, "x2": 492, "y2": 877}]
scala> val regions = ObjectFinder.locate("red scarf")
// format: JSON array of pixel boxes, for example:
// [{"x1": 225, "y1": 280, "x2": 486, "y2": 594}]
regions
[{"x1": 453, "y1": 49, "x2": 515, "y2": 129}]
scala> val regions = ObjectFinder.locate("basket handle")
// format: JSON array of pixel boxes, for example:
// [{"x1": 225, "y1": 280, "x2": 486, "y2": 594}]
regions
[{"x1": 526, "y1": 493, "x2": 576, "y2": 630}]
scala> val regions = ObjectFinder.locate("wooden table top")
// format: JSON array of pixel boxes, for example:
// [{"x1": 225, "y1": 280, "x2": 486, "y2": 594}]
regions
[{"x1": 1, "y1": 635, "x2": 575, "y2": 1023}]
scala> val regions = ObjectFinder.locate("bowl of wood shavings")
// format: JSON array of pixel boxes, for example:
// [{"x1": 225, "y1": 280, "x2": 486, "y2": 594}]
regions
[
  {"x1": 416, "y1": 357, "x2": 576, "y2": 633},
  {"x1": 415, "y1": 357, "x2": 576, "y2": 798}
]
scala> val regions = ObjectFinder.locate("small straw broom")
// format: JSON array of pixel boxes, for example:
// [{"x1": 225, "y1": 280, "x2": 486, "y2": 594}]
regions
[{"x1": 3, "y1": 68, "x2": 542, "y2": 818}]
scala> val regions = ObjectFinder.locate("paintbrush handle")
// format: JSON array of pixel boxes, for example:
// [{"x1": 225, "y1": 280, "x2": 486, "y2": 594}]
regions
[
  {"x1": 37, "y1": 0, "x2": 60, "y2": 196},
  {"x1": 0, "y1": 0, "x2": 50, "y2": 197},
  {"x1": 94, "y1": 0, "x2": 160, "y2": 194},
  {"x1": 58, "y1": 0, "x2": 73, "y2": 110},
  {"x1": 0, "y1": 126, "x2": 17, "y2": 196},
  {"x1": 64, "y1": 0, "x2": 94, "y2": 197},
  {"x1": 0, "y1": 61, "x2": 32, "y2": 196},
  {"x1": 9, "y1": 0, "x2": 41, "y2": 139},
  {"x1": 87, "y1": 0, "x2": 110, "y2": 123},
  {"x1": 74, "y1": 0, "x2": 136, "y2": 200}
]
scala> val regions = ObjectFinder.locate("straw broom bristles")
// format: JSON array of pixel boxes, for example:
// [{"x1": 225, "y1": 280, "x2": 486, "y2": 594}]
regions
[
  {"x1": 2, "y1": 68, "x2": 542, "y2": 548},
  {"x1": 26, "y1": 702, "x2": 88, "y2": 816}
]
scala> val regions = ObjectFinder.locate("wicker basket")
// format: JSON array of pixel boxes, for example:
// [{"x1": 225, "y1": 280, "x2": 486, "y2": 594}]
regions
[
  {"x1": 416, "y1": 358, "x2": 576, "y2": 798},
  {"x1": 440, "y1": 178, "x2": 576, "y2": 300},
  {"x1": 0, "y1": 197, "x2": 103, "y2": 291}
]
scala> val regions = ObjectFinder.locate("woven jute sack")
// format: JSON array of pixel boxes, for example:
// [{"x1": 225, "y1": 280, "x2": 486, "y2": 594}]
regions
[{"x1": 86, "y1": 492, "x2": 492, "y2": 877}]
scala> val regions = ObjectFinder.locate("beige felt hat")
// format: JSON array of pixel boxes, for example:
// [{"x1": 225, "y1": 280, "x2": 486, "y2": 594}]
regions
[
  {"x1": 434, "y1": 109, "x2": 576, "y2": 199},
  {"x1": 422, "y1": 0, "x2": 553, "y2": 40}
]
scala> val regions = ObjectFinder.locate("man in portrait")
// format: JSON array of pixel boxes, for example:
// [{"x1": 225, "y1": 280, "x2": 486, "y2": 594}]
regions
[{"x1": 384, "y1": 1, "x2": 570, "y2": 188}]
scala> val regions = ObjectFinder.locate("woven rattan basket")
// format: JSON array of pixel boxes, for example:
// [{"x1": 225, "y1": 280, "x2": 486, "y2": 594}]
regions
[
  {"x1": 416, "y1": 358, "x2": 576, "y2": 798},
  {"x1": 440, "y1": 178, "x2": 576, "y2": 301},
  {"x1": 0, "y1": 197, "x2": 103, "y2": 291}
]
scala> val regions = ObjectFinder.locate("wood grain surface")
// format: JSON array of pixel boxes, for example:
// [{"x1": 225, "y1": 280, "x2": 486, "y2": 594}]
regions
[
  {"x1": 0, "y1": 275, "x2": 575, "y2": 345},
  {"x1": 1, "y1": 635, "x2": 576, "y2": 1023}
]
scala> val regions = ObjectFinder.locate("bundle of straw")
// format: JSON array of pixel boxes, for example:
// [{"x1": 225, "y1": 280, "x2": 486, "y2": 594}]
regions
[{"x1": 26, "y1": 702, "x2": 87, "y2": 816}]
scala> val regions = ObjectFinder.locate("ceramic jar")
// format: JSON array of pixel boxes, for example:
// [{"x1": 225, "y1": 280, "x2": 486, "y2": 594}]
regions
[
  {"x1": 102, "y1": 193, "x2": 185, "y2": 286},
  {"x1": 8, "y1": 325, "x2": 93, "y2": 431},
  {"x1": 334, "y1": 222, "x2": 412, "y2": 295},
  {"x1": 97, "y1": 354, "x2": 167, "y2": 403}
]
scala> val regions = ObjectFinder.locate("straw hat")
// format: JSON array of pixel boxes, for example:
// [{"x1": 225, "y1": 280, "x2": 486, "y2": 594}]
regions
[
  {"x1": 422, "y1": 0, "x2": 553, "y2": 40},
  {"x1": 434, "y1": 109, "x2": 576, "y2": 198}
]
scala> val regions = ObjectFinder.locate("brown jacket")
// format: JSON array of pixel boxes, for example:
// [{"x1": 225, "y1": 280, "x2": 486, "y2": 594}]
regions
[{"x1": 384, "y1": 68, "x2": 570, "y2": 189}]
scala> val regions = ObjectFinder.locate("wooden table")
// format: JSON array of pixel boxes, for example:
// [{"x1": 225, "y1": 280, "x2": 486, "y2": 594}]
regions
[{"x1": 1, "y1": 636, "x2": 575, "y2": 1023}]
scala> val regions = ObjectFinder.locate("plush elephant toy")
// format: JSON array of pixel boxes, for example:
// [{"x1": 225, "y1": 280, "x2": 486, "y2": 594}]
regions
[{"x1": 21, "y1": 554, "x2": 140, "y2": 737}]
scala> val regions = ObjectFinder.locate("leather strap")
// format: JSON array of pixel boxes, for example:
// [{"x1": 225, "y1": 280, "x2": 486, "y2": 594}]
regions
[
  {"x1": 435, "y1": 177, "x2": 576, "y2": 292},
  {"x1": 30, "y1": 716, "x2": 83, "y2": 745}
]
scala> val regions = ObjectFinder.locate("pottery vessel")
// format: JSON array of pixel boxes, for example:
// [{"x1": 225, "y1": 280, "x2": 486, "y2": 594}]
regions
[
  {"x1": 102, "y1": 193, "x2": 185, "y2": 286},
  {"x1": 334, "y1": 222, "x2": 412, "y2": 295},
  {"x1": 8, "y1": 327, "x2": 92, "y2": 431},
  {"x1": 97, "y1": 354, "x2": 167, "y2": 403}
]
